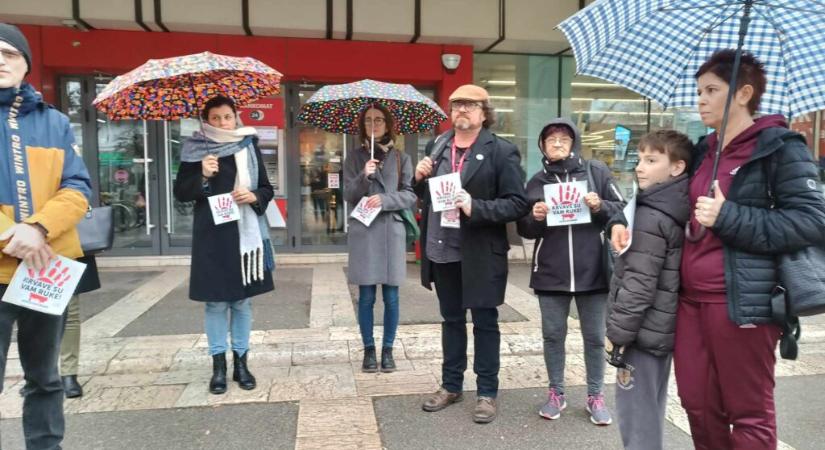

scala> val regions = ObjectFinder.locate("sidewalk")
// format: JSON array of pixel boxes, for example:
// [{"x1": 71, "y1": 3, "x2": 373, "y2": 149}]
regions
[{"x1": 1, "y1": 263, "x2": 823, "y2": 449}]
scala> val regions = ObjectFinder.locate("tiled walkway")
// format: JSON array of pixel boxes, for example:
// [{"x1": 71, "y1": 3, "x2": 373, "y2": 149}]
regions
[{"x1": 1, "y1": 263, "x2": 822, "y2": 449}]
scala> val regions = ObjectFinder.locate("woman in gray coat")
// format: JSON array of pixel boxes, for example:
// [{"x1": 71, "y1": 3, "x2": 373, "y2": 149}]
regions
[{"x1": 344, "y1": 103, "x2": 417, "y2": 373}]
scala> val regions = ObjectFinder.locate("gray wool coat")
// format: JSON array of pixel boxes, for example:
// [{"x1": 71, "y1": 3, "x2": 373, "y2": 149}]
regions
[{"x1": 344, "y1": 145, "x2": 417, "y2": 286}]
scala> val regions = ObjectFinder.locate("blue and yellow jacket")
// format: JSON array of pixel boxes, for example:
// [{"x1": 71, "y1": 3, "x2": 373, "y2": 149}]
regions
[{"x1": 0, "y1": 83, "x2": 91, "y2": 284}]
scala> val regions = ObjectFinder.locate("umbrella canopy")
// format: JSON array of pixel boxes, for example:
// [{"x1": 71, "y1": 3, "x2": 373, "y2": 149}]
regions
[
  {"x1": 297, "y1": 79, "x2": 447, "y2": 135},
  {"x1": 93, "y1": 51, "x2": 282, "y2": 120},
  {"x1": 557, "y1": 0, "x2": 825, "y2": 118}
]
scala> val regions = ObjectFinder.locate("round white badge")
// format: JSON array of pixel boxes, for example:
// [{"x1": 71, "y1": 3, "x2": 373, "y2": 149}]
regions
[
  {"x1": 807, "y1": 179, "x2": 818, "y2": 190},
  {"x1": 476, "y1": 154, "x2": 484, "y2": 161}
]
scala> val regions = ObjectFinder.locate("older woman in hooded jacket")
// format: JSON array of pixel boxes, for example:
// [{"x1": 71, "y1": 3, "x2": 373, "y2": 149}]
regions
[{"x1": 517, "y1": 118, "x2": 625, "y2": 426}]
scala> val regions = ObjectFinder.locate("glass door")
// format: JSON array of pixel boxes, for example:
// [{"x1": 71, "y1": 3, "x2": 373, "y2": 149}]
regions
[
  {"x1": 93, "y1": 80, "x2": 161, "y2": 254},
  {"x1": 286, "y1": 84, "x2": 352, "y2": 251}
]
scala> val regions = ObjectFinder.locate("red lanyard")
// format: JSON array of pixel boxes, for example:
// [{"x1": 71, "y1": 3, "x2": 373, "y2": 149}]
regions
[{"x1": 451, "y1": 141, "x2": 471, "y2": 173}]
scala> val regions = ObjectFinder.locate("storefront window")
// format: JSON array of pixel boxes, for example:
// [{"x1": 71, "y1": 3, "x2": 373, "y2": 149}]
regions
[
  {"x1": 563, "y1": 66, "x2": 653, "y2": 197},
  {"x1": 474, "y1": 53, "x2": 562, "y2": 177}
]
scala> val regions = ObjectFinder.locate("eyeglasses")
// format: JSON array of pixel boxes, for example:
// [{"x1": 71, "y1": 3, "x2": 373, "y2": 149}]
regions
[
  {"x1": 450, "y1": 101, "x2": 482, "y2": 112},
  {"x1": 0, "y1": 49, "x2": 24, "y2": 61},
  {"x1": 364, "y1": 117, "x2": 385, "y2": 125},
  {"x1": 545, "y1": 137, "x2": 573, "y2": 146}
]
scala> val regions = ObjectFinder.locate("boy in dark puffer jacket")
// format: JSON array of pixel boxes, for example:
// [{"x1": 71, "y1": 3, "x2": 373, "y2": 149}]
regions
[{"x1": 605, "y1": 130, "x2": 692, "y2": 450}]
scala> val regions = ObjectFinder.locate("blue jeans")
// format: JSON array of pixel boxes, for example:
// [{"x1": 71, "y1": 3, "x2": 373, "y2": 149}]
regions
[
  {"x1": 204, "y1": 299, "x2": 252, "y2": 356},
  {"x1": 357, "y1": 285, "x2": 399, "y2": 348}
]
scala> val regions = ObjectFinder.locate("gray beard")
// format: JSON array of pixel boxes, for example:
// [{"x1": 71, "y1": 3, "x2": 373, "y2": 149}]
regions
[{"x1": 454, "y1": 120, "x2": 480, "y2": 132}]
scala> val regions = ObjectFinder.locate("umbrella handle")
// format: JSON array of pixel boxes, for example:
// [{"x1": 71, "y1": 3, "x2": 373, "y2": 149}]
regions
[
  {"x1": 684, "y1": 221, "x2": 707, "y2": 243},
  {"x1": 707, "y1": 1, "x2": 752, "y2": 196}
]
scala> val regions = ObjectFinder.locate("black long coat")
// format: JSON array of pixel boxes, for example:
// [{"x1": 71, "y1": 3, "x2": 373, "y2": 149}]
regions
[
  {"x1": 173, "y1": 143, "x2": 274, "y2": 302},
  {"x1": 413, "y1": 128, "x2": 529, "y2": 309}
]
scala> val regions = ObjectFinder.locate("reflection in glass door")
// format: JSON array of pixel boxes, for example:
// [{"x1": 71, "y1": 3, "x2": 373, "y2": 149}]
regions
[
  {"x1": 95, "y1": 111, "x2": 154, "y2": 250},
  {"x1": 164, "y1": 119, "x2": 199, "y2": 248},
  {"x1": 296, "y1": 87, "x2": 349, "y2": 247}
]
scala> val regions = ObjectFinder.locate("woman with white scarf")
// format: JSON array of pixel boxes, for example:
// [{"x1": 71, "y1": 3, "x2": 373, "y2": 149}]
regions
[{"x1": 174, "y1": 95, "x2": 275, "y2": 395}]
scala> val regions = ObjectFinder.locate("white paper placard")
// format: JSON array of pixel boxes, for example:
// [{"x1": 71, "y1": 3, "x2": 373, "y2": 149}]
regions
[
  {"x1": 350, "y1": 197, "x2": 382, "y2": 226},
  {"x1": 429, "y1": 172, "x2": 462, "y2": 212},
  {"x1": 1, "y1": 257, "x2": 87, "y2": 315},
  {"x1": 328, "y1": 173, "x2": 340, "y2": 189},
  {"x1": 440, "y1": 208, "x2": 461, "y2": 228},
  {"x1": 544, "y1": 181, "x2": 592, "y2": 227},
  {"x1": 618, "y1": 182, "x2": 638, "y2": 256},
  {"x1": 208, "y1": 193, "x2": 241, "y2": 225}
]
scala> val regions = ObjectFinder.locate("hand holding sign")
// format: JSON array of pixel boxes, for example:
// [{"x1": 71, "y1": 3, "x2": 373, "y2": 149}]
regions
[
  {"x1": 1, "y1": 223, "x2": 53, "y2": 271},
  {"x1": 351, "y1": 197, "x2": 382, "y2": 226},
  {"x1": 232, "y1": 187, "x2": 257, "y2": 205},
  {"x1": 532, "y1": 202, "x2": 549, "y2": 221}
]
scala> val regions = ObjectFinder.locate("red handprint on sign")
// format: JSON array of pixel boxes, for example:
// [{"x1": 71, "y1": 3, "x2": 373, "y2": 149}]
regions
[
  {"x1": 217, "y1": 195, "x2": 233, "y2": 210},
  {"x1": 435, "y1": 180, "x2": 457, "y2": 203},
  {"x1": 550, "y1": 183, "x2": 582, "y2": 220},
  {"x1": 27, "y1": 260, "x2": 72, "y2": 287}
]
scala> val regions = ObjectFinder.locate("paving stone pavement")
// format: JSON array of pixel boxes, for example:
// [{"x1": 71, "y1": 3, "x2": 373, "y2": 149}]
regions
[{"x1": 1, "y1": 263, "x2": 823, "y2": 449}]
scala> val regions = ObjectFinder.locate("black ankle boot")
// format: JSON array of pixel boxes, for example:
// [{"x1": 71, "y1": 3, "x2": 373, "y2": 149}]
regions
[
  {"x1": 233, "y1": 351, "x2": 256, "y2": 390},
  {"x1": 209, "y1": 353, "x2": 227, "y2": 395},
  {"x1": 62, "y1": 375, "x2": 83, "y2": 398},
  {"x1": 381, "y1": 347, "x2": 396, "y2": 372},
  {"x1": 362, "y1": 346, "x2": 378, "y2": 373}
]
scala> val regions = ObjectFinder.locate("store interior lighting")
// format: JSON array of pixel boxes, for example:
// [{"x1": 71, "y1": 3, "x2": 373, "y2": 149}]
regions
[
  {"x1": 575, "y1": 110, "x2": 673, "y2": 116},
  {"x1": 571, "y1": 82, "x2": 624, "y2": 88},
  {"x1": 486, "y1": 80, "x2": 517, "y2": 85},
  {"x1": 572, "y1": 97, "x2": 648, "y2": 102}
]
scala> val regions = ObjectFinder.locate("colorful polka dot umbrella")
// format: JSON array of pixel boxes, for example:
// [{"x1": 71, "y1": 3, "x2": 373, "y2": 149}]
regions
[
  {"x1": 297, "y1": 79, "x2": 447, "y2": 135},
  {"x1": 93, "y1": 51, "x2": 282, "y2": 120}
]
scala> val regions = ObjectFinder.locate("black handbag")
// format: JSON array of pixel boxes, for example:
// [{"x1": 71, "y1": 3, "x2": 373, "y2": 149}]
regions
[
  {"x1": 764, "y1": 155, "x2": 825, "y2": 317},
  {"x1": 77, "y1": 206, "x2": 114, "y2": 255},
  {"x1": 776, "y1": 246, "x2": 825, "y2": 317}
]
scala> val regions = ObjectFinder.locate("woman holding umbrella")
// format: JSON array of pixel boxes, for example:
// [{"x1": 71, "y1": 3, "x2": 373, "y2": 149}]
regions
[
  {"x1": 343, "y1": 103, "x2": 417, "y2": 373},
  {"x1": 174, "y1": 95, "x2": 275, "y2": 395},
  {"x1": 612, "y1": 50, "x2": 825, "y2": 449}
]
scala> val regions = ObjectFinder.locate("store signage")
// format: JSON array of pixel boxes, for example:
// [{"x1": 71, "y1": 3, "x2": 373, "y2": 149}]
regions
[{"x1": 238, "y1": 98, "x2": 285, "y2": 128}]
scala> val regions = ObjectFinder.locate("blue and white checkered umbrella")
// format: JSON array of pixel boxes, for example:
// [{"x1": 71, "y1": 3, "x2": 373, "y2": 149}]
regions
[{"x1": 558, "y1": 0, "x2": 825, "y2": 118}]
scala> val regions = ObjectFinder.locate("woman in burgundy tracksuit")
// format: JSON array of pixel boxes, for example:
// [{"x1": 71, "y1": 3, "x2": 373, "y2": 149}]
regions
[
  {"x1": 610, "y1": 49, "x2": 825, "y2": 449},
  {"x1": 676, "y1": 50, "x2": 825, "y2": 449}
]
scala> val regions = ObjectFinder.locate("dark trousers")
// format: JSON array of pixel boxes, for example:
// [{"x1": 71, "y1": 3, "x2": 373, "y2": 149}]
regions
[
  {"x1": 432, "y1": 262, "x2": 500, "y2": 398},
  {"x1": 0, "y1": 285, "x2": 65, "y2": 450},
  {"x1": 674, "y1": 298, "x2": 781, "y2": 450}
]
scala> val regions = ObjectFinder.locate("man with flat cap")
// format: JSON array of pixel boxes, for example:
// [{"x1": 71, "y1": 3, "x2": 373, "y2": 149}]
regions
[
  {"x1": 413, "y1": 84, "x2": 528, "y2": 423},
  {"x1": 0, "y1": 23, "x2": 91, "y2": 450}
]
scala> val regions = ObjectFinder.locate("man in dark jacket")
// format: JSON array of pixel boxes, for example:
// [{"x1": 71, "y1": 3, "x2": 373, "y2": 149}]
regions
[
  {"x1": 413, "y1": 84, "x2": 528, "y2": 423},
  {"x1": 605, "y1": 130, "x2": 692, "y2": 450},
  {"x1": 0, "y1": 24, "x2": 92, "y2": 450}
]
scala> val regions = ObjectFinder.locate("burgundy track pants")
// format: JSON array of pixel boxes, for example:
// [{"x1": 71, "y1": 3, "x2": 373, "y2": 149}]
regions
[{"x1": 674, "y1": 298, "x2": 781, "y2": 450}]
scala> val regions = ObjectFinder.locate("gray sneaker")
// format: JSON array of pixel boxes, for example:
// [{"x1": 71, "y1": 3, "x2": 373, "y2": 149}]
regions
[
  {"x1": 538, "y1": 388, "x2": 566, "y2": 420},
  {"x1": 586, "y1": 393, "x2": 612, "y2": 425}
]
